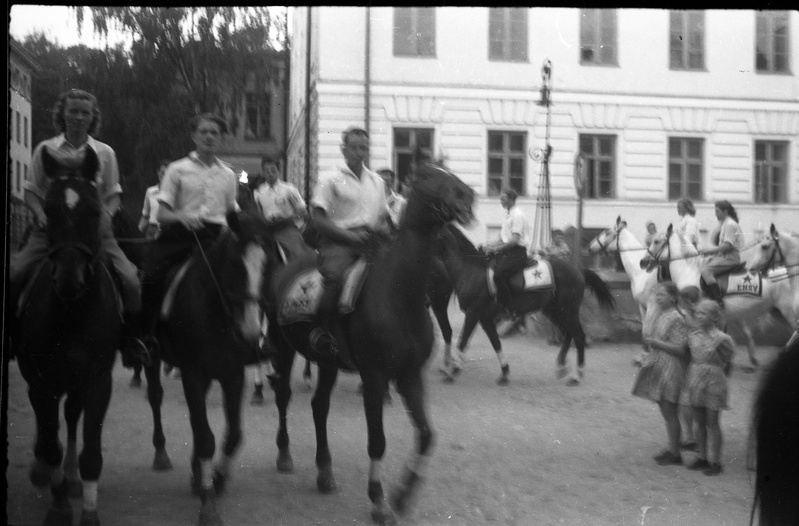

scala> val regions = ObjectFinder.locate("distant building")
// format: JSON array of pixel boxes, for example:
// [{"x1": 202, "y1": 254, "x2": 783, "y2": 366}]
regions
[
  {"x1": 218, "y1": 50, "x2": 289, "y2": 180},
  {"x1": 9, "y1": 39, "x2": 40, "y2": 248},
  {"x1": 9, "y1": 39, "x2": 39, "y2": 200},
  {"x1": 288, "y1": 7, "x2": 798, "y2": 249}
]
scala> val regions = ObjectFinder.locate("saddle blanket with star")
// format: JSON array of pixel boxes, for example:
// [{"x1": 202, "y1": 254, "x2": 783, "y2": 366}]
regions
[
  {"x1": 277, "y1": 258, "x2": 368, "y2": 325},
  {"x1": 719, "y1": 270, "x2": 762, "y2": 297},
  {"x1": 487, "y1": 258, "x2": 554, "y2": 294}
]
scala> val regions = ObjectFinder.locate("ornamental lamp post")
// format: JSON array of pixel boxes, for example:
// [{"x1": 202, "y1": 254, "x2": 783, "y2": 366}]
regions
[{"x1": 530, "y1": 59, "x2": 553, "y2": 255}]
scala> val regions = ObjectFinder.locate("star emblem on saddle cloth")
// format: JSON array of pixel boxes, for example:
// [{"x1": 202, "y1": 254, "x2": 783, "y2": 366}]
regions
[
  {"x1": 532, "y1": 269, "x2": 542, "y2": 280},
  {"x1": 743, "y1": 275, "x2": 752, "y2": 284}
]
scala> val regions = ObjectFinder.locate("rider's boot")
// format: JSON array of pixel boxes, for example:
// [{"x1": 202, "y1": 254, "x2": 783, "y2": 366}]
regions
[
  {"x1": 310, "y1": 283, "x2": 356, "y2": 370},
  {"x1": 494, "y1": 279, "x2": 517, "y2": 319},
  {"x1": 706, "y1": 282, "x2": 724, "y2": 308},
  {"x1": 120, "y1": 311, "x2": 154, "y2": 368}
]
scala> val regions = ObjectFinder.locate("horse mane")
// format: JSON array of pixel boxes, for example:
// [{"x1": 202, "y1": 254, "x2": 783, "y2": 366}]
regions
[
  {"x1": 750, "y1": 336, "x2": 799, "y2": 526},
  {"x1": 443, "y1": 223, "x2": 481, "y2": 257}
]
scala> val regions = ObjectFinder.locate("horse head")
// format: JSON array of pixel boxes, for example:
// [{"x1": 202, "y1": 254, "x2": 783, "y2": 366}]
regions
[
  {"x1": 750, "y1": 224, "x2": 795, "y2": 275},
  {"x1": 41, "y1": 146, "x2": 102, "y2": 302},
  {"x1": 223, "y1": 211, "x2": 272, "y2": 343},
  {"x1": 407, "y1": 162, "x2": 475, "y2": 228},
  {"x1": 589, "y1": 216, "x2": 625, "y2": 255}
]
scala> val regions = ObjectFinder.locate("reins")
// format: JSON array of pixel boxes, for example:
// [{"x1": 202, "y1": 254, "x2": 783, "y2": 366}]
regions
[{"x1": 192, "y1": 230, "x2": 231, "y2": 315}]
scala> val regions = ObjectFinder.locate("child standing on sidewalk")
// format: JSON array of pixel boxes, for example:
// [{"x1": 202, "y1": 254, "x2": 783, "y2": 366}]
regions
[{"x1": 682, "y1": 299, "x2": 734, "y2": 475}]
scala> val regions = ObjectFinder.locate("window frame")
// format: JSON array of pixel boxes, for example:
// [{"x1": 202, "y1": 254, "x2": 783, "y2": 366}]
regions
[
  {"x1": 669, "y1": 10, "x2": 705, "y2": 71},
  {"x1": 668, "y1": 137, "x2": 705, "y2": 201},
  {"x1": 486, "y1": 130, "x2": 527, "y2": 198},
  {"x1": 488, "y1": 8, "x2": 529, "y2": 63},
  {"x1": 754, "y1": 140, "x2": 789, "y2": 204},
  {"x1": 578, "y1": 134, "x2": 617, "y2": 199},
  {"x1": 392, "y1": 127, "x2": 435, "y2": 193},
  {"x1": 580, "y1": 9, "x2": 618, "y2": 67},
  {"x1": 756, "y1": 11, "x2": 791, "y2": 74},
  {"x1": 393, "y1": 7, "x2": 437, "y2": 58}
]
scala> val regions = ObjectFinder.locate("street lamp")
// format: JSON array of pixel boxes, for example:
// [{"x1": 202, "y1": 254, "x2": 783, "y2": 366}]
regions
[{"x1": 531, "y1": 59, "x2": 553, "y2": 254}]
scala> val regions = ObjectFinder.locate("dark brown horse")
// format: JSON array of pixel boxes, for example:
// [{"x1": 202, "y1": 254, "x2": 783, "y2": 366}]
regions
[
  {"x1": 153, "y1": 212, "x2": 273, "y2": 526},
  {"x1": 13, "y1": 147, "x2": 121, "y2": 526},
  {"x1": 263, "y1": 162, "x2": 475, "y2": 524},
  {"x1": 435, "y1": 223, "x2": 616, "y2": 386}
]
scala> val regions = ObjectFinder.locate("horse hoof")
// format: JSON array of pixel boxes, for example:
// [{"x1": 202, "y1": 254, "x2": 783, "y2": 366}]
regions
[
  {"x1": 497, "y1": 364, "x2": 510, "y2": 385},
  {"x1": 566, "y1": 377, "x2": 581, "y2": 387},
  {"x1": 152, "y1": 449, "x2": 173, "y2": 471},
  {"x1": 129, "y1": 376, "x2": 142, "y2": 388},
  {"x1": 370, "y1": 505, "x2": 397, "y2": 526},
  {"x1": 250, "y1": 390, "x2": 265, "y2": 406},
  {"x1": 29, "y1": 458, "x2": 51, "y2": 487},
  {"x1": 43, "y1": 498, "x2": 72, "y2": 526},
  {"x1": 212, "y1": 471, "x2": 226, "y2": 495},
  {"x1": 190, "y1": 475, "x2": 202, "y2": 497},
  {"x1": 67, "y1": 478, "x2": 83, "y2": 498},
  {"x1": 276, "y1": 450, "x2": 294, "y2": 473},
  {"x1": 79, "y1": 509, "x2": 100, "y2": 526},
  {"x1": 317, "y1": 466, "x2": 336, "y2": 493},
  {"x1": 198, "y1": 492, "x2": 223, "y2": 526},
  {"x1": 555, "y1": 366, "x2": 569, "y2": 380}
]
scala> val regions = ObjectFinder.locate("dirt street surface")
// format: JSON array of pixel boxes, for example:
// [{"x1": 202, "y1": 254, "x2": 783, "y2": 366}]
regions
[{"x1": 6, "y1": 306, "x2": 773, "y2": 526}]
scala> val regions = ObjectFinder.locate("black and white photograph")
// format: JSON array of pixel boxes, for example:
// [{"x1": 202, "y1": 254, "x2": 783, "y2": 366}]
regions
[{"x1": 6, "y1": 6, "x2": 799, "y2": 526}]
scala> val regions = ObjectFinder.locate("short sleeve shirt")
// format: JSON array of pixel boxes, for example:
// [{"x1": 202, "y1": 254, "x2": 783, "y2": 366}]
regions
[
  {"x1": 158, "y1": 151, "x2": 238, "y2": 226},
  {"x1": 254, "y1": 180, "x2": 307, "y2": 222},
  {"x1": 718, "y1": 217, "x2": 744, "y2": 252},
  {"x1": 310, "y1": 164, "x2": 389, "y2": 230},
  {"x1": 25, "y1": 134, "x2": 122, "y2": 202},
  {"x1": 501, "y1": 205, "x2": 532, "y2": 251}
]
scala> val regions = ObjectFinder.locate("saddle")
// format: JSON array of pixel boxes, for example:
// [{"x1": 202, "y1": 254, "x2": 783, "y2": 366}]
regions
[
  {"x1": 487, "y1": 257, "x2": 555, "y2": 296},
  {"x1": 701, "y1": 264, "x2": 761, "y2": 298}
]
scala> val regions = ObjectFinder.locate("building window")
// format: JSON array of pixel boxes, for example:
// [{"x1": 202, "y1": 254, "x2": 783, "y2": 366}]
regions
[
  {"x1": 24, "y1": 117, "x2": 28, "y2": 147},
  {"x1": 16, "y1": 161, "x2": 21, "y2": 193},
  {"x1": 668, "y1": 138, "x2": 704, "y2": 201},
  {"x1": 393, "y1": 8, "x2": 436, "y2": 57},
  {"x1": 579, "y1": 134, "x2": 616, "y2": 199},
  {"x1": 393, "y1": 128, "x2": 434, "y2": 193},
  {"x1": 487, "y1": 131, "x2": 526, "y2": 197},
  {"x1": 756, "y1": 11, "x2": 791, "y2": 73},
  {"x1": 16, "y1": 111, "x2": 21, "y2": 143},
  {"x1": 754, "y1": 141, "x2": 788, "y2": 203},
  {"x1": 580, "y1": 9, "x2": 617, "y2": 66},
  {"x1": 245, "y1": 91, "x2": 271, "y2": 141},
  {"x1": 489, "y1": 8, "x2": 528, "y2": 62},
  {"x1": 670, "y1": 11, "x2": 705, "y2": 70}
]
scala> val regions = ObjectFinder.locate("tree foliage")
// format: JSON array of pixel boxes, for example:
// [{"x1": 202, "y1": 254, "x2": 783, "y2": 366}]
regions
[{"x1": 19, "y1": 7, "x2": 286, "y2": 212}]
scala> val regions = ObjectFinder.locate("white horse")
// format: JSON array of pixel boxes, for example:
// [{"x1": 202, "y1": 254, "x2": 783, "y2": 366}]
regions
[
  {"x1": 749, "y1": 224, "x2": 799, "y2": 346},
  {"x1": 648, "y1": 224, "x2": 796, "y2": 360},
  {"x1": 588, "y1": 217, "x2": 658, "y2": 364}
]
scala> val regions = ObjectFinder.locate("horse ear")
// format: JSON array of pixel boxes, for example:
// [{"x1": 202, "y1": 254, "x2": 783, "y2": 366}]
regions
[
  {"x1": 80, "y1": 148, "x2": 100, "y2": 181},
  {"x1": 41, "y1": 147, "x2": 61, "y2": 179},
  {"x1": 770, "y1": 223, "x2": 778, "y2": 238},
  {"x1": 667, "y1": 224, "x2": 673, "y2": 235},
  {"x1": 616, "y1": 216, "x2": 621, "y2": 226}
]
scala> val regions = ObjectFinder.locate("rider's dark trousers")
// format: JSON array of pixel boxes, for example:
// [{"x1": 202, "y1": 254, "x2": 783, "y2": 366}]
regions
[{"x1": 494, "y1": 245, "x2": 528, "y2": 308}]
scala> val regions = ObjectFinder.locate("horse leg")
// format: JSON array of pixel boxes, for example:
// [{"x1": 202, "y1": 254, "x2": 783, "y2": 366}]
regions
[
  {"x1": 213, "y1": 364, "x2": 245, "y2": 495},
  {"x1": 430, "y1": 293, "x2": 453, "y2": 368},
  {"x1": 303, "y1": 359, "x2": 313, "y2": 391},
  {"x1": 28, "y1": 386, "x2": 72, "y2": 526},
  {"x1": 181, "y1": 371, "x2": 221, "y2": 526},
  {"x1": 390, "y1": 369, "x2": 435, "y2": 518},
  {"x1": 479, "y1": 313, "x2": 509, "y2": 385},
  {"x1": 63, "y1": 390, "x2": 83, "y2": 497},
  {"x1": 76, "y1": 370, "x2": 113, "y2": 526},
  {"x1": 272, "y1": 340, "x2": 296, "y2": 473},
  {"x1": 738, "y1": 321, "x2": 758, "y2": 372},
  {"x1": 144, "y1": 357, "x2": 172, "y2": 471},
  {"x1": 558, "y1": 308, "x2": 586, "y2": 386},
  {"x1": 444, "y1": 309, "x2": 481, "y2": 383},
  {"x1": 312, "y1": 364, "x2": 339, "y2": 493},
  {"x1": 250, "y1": 363, "x2": 265, "y2": 406},
  {"x1": 360, "y1": 371, "x2": 395, "y2": 526}
]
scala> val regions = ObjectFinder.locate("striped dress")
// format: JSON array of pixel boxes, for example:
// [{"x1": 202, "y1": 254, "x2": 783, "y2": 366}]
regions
[{"x1": 632, "y1": 308, "x2": 689, "y2": 403}]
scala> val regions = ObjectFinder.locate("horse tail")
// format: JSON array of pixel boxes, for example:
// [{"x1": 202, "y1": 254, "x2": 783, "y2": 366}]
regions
[{"x1": 582, "y1": 269, "x2": 616, "y2": 311}]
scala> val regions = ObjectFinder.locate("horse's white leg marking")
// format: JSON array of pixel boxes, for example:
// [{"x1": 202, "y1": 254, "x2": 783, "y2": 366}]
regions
[
  {"x1": 369, "y1": 459, "x2": 382, "y2": 484},
  {"x1": 405, "y1": 451, "x2": 431, "y2": 479},
  {"x1": 495, "y1": 350, "x2": 508, "y2": 367},
  {"x1": 201, "y1": 459, "x2": 214, "y2": 489},
  {"x1": 241, "y1": 243, "x2": 267, "y2": 340},
  {"x1": 216, "y1": 455, "x2": 233, "y2": 478},
  {"x1": 82, "y1": 480, "x2": 98, "y2": 511}
]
